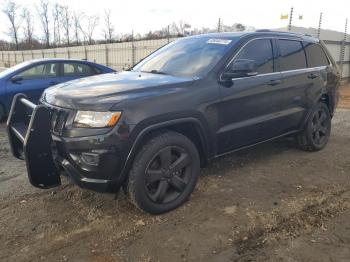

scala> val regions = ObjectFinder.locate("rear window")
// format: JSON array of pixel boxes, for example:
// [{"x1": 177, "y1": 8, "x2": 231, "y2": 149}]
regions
[
  {"x1": 304, "y1": 42, "x2": 329, "y2": 67},
  {"x1": 278, "y1": 40, "x2": 307, "y2": 71}
]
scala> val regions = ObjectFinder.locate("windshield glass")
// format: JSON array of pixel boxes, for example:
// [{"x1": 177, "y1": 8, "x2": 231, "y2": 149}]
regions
[
  {"x1": 0, "y1": 60, "x2": 33, "y2": 78},
  {"x1": 132, "y1": 36, "x2": 237, "y2": 78}
]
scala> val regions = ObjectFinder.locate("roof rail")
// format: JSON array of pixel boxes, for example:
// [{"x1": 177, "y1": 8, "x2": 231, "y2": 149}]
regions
[
  {"x1": 255, "y1": 29, "x2": 271, "y2": 32},
  {"x1": 255, "y1": 29, "x2": 316, "y2": 38}
]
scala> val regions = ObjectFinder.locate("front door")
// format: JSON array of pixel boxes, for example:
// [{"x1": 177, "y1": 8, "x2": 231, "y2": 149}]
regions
[
  {"x1": 217, "y1": 38, "x2": 285, "y2": 154},
  {"x1": 5, "y1": 62, "x2": 60, "y2": 107}
]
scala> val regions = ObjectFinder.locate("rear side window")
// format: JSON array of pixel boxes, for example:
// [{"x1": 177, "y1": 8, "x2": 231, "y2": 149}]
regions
[
  {"x1": 278, "y1": 40, "x2": 307, "y2": 71},
  {"x1": 234, "y1": 39, "x2": 274, "y2": 74},
  {"x1": 63, "y1": 63, "x2": 97, "y2": 77},
  {"x1": 304, "y1": 42, "x2": 329, "y2": 67}
]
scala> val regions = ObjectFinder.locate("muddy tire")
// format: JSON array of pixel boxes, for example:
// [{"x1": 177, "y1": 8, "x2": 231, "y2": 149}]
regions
[
  {"x1": 128, "y1": 131, "x2": 200, "y2": 214},
  {"x1": 296, "y1": 102, "x2": 331, "y2": 151}
]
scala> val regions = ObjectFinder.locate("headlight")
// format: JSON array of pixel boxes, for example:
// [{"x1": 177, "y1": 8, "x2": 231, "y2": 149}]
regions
[{"x1": 73, "y1": 111, "x2": 122, "y2": 128}]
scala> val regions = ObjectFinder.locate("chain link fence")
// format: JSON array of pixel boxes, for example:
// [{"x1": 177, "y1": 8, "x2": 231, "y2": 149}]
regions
[
  {"x1": 0, "y1": 33, "x2": 349, "y2": 79},
  {"x1": 0, "y1": 37, "x2": 178, "y2": 71}
]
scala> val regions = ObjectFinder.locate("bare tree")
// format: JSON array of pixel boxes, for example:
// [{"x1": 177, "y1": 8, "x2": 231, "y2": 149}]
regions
[
  {"x1": 103, "y1": 9, "x2": 115, "y2": 43},
  {"x1": 37, "y1": 0, "x2": 50, "y2": 47},
  {"x1": 22, "y1": 7, "x2": 34, "y2": 47},
  {"x1": 61, "y1": 5, "x2": 71, "y2": 45},
  {"x1": 80, "y1": 15, "x2": 99, "y2": 45},
  {"x1": 52, "y1": 3, "x2": 61, "y2": 45},
  {"x1": 72, "y1": 12, "x2": 83, "y2": 45},
  {"x1": 2, "y1": 0, "x2": 21, "y2": 50}
]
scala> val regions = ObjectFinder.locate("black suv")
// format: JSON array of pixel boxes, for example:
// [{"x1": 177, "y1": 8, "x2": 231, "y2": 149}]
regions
[{"x1": 7, "y1": 31, "x2": 339, "y2": 214}]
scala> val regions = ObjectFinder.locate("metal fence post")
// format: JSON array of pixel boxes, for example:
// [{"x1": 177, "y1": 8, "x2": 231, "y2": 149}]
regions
[
  {"x1": 84, "y1": 44, "x2": 88, "y2": 60},
  {"x1": 340, "y1": 19, "x2": 348, "y2": 79},
  {"x1": 53, "y1": 48, "x2": 57, "y2": 58},
  {"x1": 288, "y1": 7, "x2": 294, "y2": 31},
  {"x1": 42, "y1": 49, "x2": 44, "y2": 58},
  {"x1": 167, "y1": 25, "x2": 170, "y2": 43},
  {"x1": 317, "y1": 12, "x2": 323, "y2": 39},
  {"x1": 131, "y1": 30, "x2": 136, "y2": 66},
  {"x1": 8, "y1": 52, "x2": 10, "y2": 66},
  {"x1": 67, "y1": 47, "x2": 70, "y2": 59},
  {"x1": 105, "y1": 44, "x2": 109, "y2": 66},
  {"x1": 21, "y1": 51, "x2": 24, "y2": 62}
]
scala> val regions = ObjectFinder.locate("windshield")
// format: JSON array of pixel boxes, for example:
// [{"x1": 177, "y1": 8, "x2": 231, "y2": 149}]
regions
[
  {"x1": 0, "y1": 60, "x2": 33, "y2": 78},
  {"x1": 132, "y1": 36, "x2": 237, "y2": 78}
]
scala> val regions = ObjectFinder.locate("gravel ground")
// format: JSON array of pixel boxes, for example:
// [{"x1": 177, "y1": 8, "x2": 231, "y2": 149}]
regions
[{"x1": 1, "y1": 106, "x2": 350, "y2": 262}]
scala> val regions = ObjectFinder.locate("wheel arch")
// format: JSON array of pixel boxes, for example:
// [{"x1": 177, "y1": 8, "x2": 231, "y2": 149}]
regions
[
  {"x1": 301, "y1": 92, "x2": 332, "y2": 130},
  {"x1": 120, "y1": 117, "x2": 211, "y2": 184}
]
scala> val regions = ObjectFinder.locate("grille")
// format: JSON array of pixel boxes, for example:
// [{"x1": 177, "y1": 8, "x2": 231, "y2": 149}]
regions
[{"x1": 49, "y1": 107, "x2": 68, "y2": 135}]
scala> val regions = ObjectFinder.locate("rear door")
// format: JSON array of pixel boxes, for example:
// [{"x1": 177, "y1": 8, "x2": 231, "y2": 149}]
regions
[
  {"x1": 59, "y1": 62, "x2": 99, "y2": 83},
  {"x1": 276, "y1": 39, "x2": 315, "y2": 132},
  {"x1": 303, "y1": 41, "x2": 336, "y2": 100},
  {"x1": 217, "y1": 38, "x2": 285, "y2": 153}
]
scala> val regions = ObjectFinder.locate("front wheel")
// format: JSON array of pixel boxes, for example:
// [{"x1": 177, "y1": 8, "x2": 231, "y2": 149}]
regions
[
  {"x1": 128, "y1": 131, "x2": 200, "y2": 214},
  {"x1": 296, "y1": 102, "x2": 331, "y2": 151}
]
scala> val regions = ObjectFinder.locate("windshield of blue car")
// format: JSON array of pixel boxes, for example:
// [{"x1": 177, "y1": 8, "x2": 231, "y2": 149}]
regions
[
  {"x1": 132, "y1": 36, "x2": 237, "y2": 78},
  {"x1": 0, "y1": 60, "x2": 33, "y2": 78}
]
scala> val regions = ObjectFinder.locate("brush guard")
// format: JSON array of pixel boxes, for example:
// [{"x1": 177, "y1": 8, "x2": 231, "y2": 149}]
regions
[{"x1": 6, "y1": 93, "x2": 61, "y2": 189}]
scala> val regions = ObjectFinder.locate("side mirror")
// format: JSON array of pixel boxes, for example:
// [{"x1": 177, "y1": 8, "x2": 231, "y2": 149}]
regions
[
  {"x1": 222, "y1": 59, "x2": 258, "y2": 80},
  {"x1": 11, "y1": 75, "x2": 23, "y2": 83}
]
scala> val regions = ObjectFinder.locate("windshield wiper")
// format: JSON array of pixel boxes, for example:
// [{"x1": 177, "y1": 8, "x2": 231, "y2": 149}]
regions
[{"x1": 141, "y1": 70, "x2": 168, "y2": 75}]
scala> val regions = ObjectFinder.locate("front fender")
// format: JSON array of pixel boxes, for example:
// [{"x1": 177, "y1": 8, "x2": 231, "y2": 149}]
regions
[{"x1": 118, "y1": 115, "x2": 213, "y2": 184}]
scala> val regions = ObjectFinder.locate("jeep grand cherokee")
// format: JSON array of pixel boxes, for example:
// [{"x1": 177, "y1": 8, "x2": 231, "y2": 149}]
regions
[{"x1": 7, "y1": 31, "x2": 339, "y2": 214}]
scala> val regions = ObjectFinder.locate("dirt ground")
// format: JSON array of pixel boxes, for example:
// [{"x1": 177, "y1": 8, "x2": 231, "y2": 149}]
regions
[{"x1": 1, "y1": 88, "x2": 350, "y2": 262}]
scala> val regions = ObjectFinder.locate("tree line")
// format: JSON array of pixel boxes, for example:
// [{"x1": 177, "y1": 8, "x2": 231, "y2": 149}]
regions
[{"x1": 1, "y1": 0, "x2": 253, "y2": 51}]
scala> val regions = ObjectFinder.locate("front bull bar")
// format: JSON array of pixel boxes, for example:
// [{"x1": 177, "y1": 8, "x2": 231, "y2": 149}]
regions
[{"x1": 6, "y1": 93, "x2": 61, "y2": 189}]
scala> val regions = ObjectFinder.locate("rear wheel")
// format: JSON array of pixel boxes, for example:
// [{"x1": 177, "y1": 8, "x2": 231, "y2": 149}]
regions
[
  {"x1": 128, "y1": 131, "x2": 200, "y2": 214},
  {"x1": 296, "y1": 102, "x2": 331, "y2": 151}
]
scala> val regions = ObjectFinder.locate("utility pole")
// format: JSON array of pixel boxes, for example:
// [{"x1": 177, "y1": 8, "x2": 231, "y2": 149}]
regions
[
  {"x1": 317, "y1": 12, "x2": 323, "y2": 39},
  {"x1": 288, "y1": 7, "x2": 294, "y2": 31}
]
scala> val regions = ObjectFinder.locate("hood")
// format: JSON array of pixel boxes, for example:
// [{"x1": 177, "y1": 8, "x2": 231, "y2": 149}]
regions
[{"x1": 44, "y1": 71, "x2": 194, "y2": 110}]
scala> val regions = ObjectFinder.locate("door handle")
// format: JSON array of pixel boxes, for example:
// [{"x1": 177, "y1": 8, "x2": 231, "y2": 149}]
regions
[
  {"x1": 267, "y1": 79, "x2": 282, "y2": 86},
  {"x1": 307, "y1": 73, "x2": 319, "y2": 79}
]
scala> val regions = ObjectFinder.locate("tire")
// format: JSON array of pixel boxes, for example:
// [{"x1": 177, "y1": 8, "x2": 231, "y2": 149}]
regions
[
  {"x1": 128, "y1": 131, "x2": 200, "y2": 214},
  {"x1": 296, "y1": 102, "x2": 331, "y2": 151},
  {"x1": 0, "y1": 104, "x2": 5, "y2": 122}
]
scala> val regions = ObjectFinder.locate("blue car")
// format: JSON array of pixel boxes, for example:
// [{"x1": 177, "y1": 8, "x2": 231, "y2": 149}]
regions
[{"x1": 0, "y1": 58, "x2": 115, "y2": 120}]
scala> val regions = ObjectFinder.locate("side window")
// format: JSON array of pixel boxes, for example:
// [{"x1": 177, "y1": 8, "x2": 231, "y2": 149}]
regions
[
  {"x1": 304, "y1": 42, "x2": 329, "y2": 67},
  {"x1": 17, "y1": 63, "x2": 58, "y2": 80},
  {"x1": 63, "y1": 63, "x2": 96, "y2": 77},
  {"x1": 233, "y1": 39, "x2": 274, "y2": 75},
  {"x1": 278, "y1": 40, "x2": 307, "y2": 71}
]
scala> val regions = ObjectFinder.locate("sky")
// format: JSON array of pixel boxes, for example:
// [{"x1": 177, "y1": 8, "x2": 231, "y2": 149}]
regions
[{"x1": 0, "y1": 0, "x2": 349, "y2": 41}]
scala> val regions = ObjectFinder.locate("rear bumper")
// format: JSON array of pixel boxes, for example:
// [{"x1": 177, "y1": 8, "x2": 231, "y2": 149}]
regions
[{"x1": 6, "y1": 94, "x2": 127, "y2": 192}]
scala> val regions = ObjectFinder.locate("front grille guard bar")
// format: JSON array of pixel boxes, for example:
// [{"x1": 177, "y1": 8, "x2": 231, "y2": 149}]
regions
[{"x1": 6, "y1": 93, "x2": 61, "y2": 189}]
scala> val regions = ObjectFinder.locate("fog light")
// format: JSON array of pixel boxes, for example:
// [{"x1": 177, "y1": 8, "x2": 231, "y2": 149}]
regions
[{"x1": 81, "y1": 152, "x2": 100, "y2": 166}]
